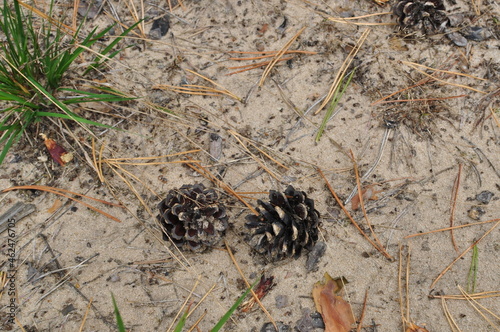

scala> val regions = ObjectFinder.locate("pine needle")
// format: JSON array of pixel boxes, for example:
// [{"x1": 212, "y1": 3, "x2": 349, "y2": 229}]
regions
[
  {"x1": 259, "y1": 26, "x2": 306, "y2": 86},
  {"x1": 315, "y1": 28, "x2": 370, "y2": 114}
]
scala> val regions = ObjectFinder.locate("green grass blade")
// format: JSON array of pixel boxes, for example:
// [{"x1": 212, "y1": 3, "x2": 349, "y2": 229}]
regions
[
  {"x1": 84, "y1": 21, "x2": 142, "y2": 74},
  {"x1": 467, "y1": 245, "x2": 479, "y2": 293},
  {"x1": 173, "y1": 305, "x2": 191, "y2": 332},
  {"x1": 111, "y1": 293, "x2": 126, "y2": 332},
  {"x1": 315, "y1": 68, "x2": 356, "y2": 142},
  {"x1": 210, "y1": 277, "x2": 260, "y2": 332}
]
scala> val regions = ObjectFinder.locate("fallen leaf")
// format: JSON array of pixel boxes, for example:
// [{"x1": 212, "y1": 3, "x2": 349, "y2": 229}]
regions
[
  {"x1": 406, "y1": 322, "x2": 430, "y2": 332},
  {"x1": 47, "y1": 199, "x2": 62, "y2": 213},
  {"x1": 240, "y1": 275, "x2": 275, "y2": 312},
  {"x1": 41, "y1": 134, "x2": 73, "y2": 166},
  {"x1": 312, "y1": 273, "x2": 355, "y2": 332}
]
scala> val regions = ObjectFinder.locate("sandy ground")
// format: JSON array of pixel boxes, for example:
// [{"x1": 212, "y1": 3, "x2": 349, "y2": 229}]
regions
[{"x1": 1, "y1": 0, "x2": 499, "y2": 331}]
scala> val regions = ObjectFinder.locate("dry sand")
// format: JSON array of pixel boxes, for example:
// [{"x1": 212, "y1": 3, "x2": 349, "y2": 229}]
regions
[{"x1": 0, "y1": 0, "x2": 499, "y2": 331}]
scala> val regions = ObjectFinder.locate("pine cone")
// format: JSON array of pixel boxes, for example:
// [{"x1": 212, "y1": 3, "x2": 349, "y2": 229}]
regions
[
  {"x1": 157, "y1": 183, "x2": 229, "y2": 251},
  {"x1": 245, "y1": 185, "x2": 320, "y2": 261},
  {"x1": 393, "y1": 0, "x2": 449, "y2": 34}
]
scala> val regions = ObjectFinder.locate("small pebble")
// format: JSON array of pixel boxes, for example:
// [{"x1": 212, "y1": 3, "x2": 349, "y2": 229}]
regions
[
  {"x1": 306, "y1": 241, "x2": 326, "y2": 272},
  {"x1": 446, "y1": 31, "x2": 467, "y2": 47},
  {"x1": 61, "y1": 304, "x2": 76, "y2": 316},
  {"x1": 476, "y1": 191, "x2": 494, "y2": 204},
  {"x1": 468, "y1": 206, "x2": 486, "y2": 220},
  {"x1": 462, "y1": 26, "x2": 490, "y2": 41},
  {"x1": 310, "y1": 311, "x2": 325, "y2": 328},
  {"x1": 260, "y1": 321, "x2": 291, "y2": 332},
  {"x1": 149, "y1": 16, "x2": 170, "y2": 40},
  {"x1": 295, "y1": 308, "x2": 314, "y2": 332}
]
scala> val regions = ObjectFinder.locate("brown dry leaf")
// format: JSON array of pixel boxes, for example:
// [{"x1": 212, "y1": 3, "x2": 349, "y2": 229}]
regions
[
  {"x1": 41, "y1": 133, "x2": 73, "y2": 166},
  {"x1": 406, "y1": 322, "x2": 430, "y2": 332},
  {"x1": 312, "y1": 273, "x2": 355, "y2": 332},
  {"x1": 47, "y1": 199, "x2": 62, "y2": 213}
]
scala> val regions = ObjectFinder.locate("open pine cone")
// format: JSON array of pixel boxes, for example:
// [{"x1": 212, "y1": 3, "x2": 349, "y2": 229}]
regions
[
  {"x1": 393, "y1": 0, "x2": 449, "y2": 34},
  {"x1": 157, "y1": 183, "x2": 228, "y2": 251},
  {"x1": 245, "y1": 185, "x2": 320, "y2": 261}
]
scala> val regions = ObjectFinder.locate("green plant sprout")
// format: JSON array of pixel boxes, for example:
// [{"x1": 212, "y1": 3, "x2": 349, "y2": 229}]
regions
[
  {"x1": 0, "y1": 0, "x2": 138, "y2": 164},
  {"x1": 315, "y1": 68, "x2": 356, "y2": 142}
]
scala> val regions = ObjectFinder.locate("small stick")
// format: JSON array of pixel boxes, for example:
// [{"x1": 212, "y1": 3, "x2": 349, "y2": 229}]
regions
[
  {"x1": 430, "y1": 219, "x2": 500, "y2": 288},
  {"x1": 449, "y1": 164, "x2": 462, "y2": 251},
  {"x1": 317, "y1": 168, "x2": 392, "y2": 259},
  {"x1": 350, "y1": 150, "x2": 392, "y2": 260},
  {"x1": 78, "y1": 298, "x2": 93, "y2": 332},
  {"x1": 356, "y1": 290, "x2": 369, "y2": 332}
]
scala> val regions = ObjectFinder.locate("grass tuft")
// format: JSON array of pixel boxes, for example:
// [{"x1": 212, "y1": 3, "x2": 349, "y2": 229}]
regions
[{"x1": 0, "y1": 0, "x2": 138, "y2": 164}]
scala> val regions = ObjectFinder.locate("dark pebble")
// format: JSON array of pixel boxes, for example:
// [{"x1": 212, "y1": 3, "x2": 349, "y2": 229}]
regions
[
  {"x1": 476, "y1": 191, "x2": 494, "y2": 204},
  {"x1": 260, "y1": 321, "x2": 291, "y2": 332},
  {"x1": 61, "y1": 304, "x2": 76, "y2": 316},
  {"x1": 149, "y1": 16, "x2": 170, "y2": 40},
  {"x1": 462, "y1": 26, "x2": 490, "y2": 41}
]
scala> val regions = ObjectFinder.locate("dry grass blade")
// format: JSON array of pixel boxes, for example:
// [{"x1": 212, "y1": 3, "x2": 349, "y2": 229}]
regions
[
  {"x1": 224, "y1": 240, "x2": 278, "y2": 331},
  {"x1": 402, "y1": 61, "x2": 487, "y2": 94},
  {"x1": 124, "y1": 0, "x2": 146, "y2": 38},
  {"x1": 18, "y1": 0, "x2": 75, "y2": 33},
  {"x1": 430, "y1": 219, "x2": 500, "y2": 288},
  {"x1": 227, "y1": 57, "x2": 293, "y2": 75},
  {"x1": 327, "y1": 11, "x2": 395, "y2": 26},
  {"x1": 441, "y1": 297, "x2": 462, "y2": 332},
  {"x1": 449, "y1": 164, "x2": 462, "y2": 252},
  {"x1": 186, "y1": 69, "x2": 241, "y2": 101},
  {"x1": 102, "y1": 149, "x2": 201, "y2": 162},
  {"x1": 317, "y1": 168, "x2": 392, "y2": 259},
  {"x1": 228, "y1": 130, "x2": 287, "y2": 181},
  {"x1": 430, "y1": 291, "x2": 500, "y2": 300},
  {"x1": 154, "y1": 69, "x2": 241, "y2": 101},
  {"x1": 259, "y1": 26, "x2": 306, "y2": 86},
  {"x1": 375, "y1": 94, "x2": 467, "y2": 105},
  {"x1": 1, "y1": 185, "x2": 123, "y2": 222},
  {"x1": 78, "y1": 298, "x2": 93, "y2": 332},
  {"x1": 229, "y1": 50, "x2": 317, "y2": 60},
  {"x1": 315, "y1": 28, "x2": 370, "y2": 114},
  {"x1": 350, "y1": 150, "x2": 393, "y2": 260},
  {"x1": 167, "y1": 277, "x2": 200, "y2": 332},
  {"x1": 405, "y1": 218, "x2": 500, "y2": 238},
  {"x1": 185, "y1": 158, "x2": 258, "y2": 215},
  {"x1": 458, "y1": 286, "x2": 500, "y2": 330}
]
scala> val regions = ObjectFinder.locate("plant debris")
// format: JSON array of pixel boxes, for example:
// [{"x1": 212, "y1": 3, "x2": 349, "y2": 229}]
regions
[
  {"x1": 241, "y1": 275, "x2": 275, "y2": 312},
  {"x1": 40, "y1": 133, "x2": 73, "y2": 166},
  {"x1": 245, "y1": 185, "x2": 320, "y2": 261},
  {"x1": 312, "y1": 273, "x2": 355, "y2": 332},
  {"x1": 157, "y1": 183, "x2": 229, "y2": 251}
]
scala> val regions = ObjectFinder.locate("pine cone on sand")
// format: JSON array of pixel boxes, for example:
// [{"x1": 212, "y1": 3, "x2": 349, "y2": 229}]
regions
[
  {"x1": 157, "y1": 184, "x2": 228, "y2": 251},
  {"x1": 245, "y1": 185, "x2": 320, "y2": 261},
  {"x1": 393, "y1": 0, "x2": 449, "y2": 34}
]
